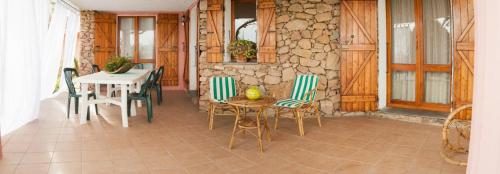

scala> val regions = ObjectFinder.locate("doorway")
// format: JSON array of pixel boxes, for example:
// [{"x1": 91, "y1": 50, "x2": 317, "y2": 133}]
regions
[{"x1": 387, "y1": 0, "x2": 452, "y2": 112}]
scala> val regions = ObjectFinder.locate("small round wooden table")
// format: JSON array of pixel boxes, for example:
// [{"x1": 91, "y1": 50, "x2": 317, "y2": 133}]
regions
[{"x1": 227, "y1": 96, "x2": 276, "y2": 152}]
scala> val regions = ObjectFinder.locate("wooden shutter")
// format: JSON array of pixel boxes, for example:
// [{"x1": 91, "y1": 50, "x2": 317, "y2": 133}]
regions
[
  {"x1": 257, "y1": 0, "x2": 276, "y2": 63},
  {"x1": 340, "y1": 0, "x2": 378, "y2": 112},
  {"x1": 206, "y1": 0, "x2": 224, "y2": 63},
  {"x1": 452, "y1": 0, "x2": 474, "y2": 119},
  {"x1": 94, "y1": 12, "x2": 116, "y2": 69},
  {"x1": 157, "y1": 14, "x2": 179, "y2": 86}
]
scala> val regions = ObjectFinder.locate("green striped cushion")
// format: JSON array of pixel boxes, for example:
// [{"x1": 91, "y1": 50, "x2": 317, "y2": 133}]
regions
[
  {"x1": 209, "y1": 76, "x2": 237, "y2": 103},
  {"x1": 289, "y1": 74, "x2": 319, "y2": 103},
  {"x1": 274, "y1": 99, "x2": 310, "y2": 108}
]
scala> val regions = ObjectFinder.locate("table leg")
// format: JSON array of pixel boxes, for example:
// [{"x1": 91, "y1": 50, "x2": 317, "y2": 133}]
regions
[
  {"x1": 106, "y1": 84, "x2": 112, "y2": 106},
  {"x1": 80, "y1": 83, "x2": 89, "y2": 124},
  {"x1": 94, "y1": 83, "x2": 100, "y2": 115},
  {"x1": 262, "y1": 108, "x2": 271, "y2": 142},
  {"x1": 135, "y1": 81, "x2": 143, "y2": 107},
  {"x1": 120, "y1": 84, "x2": 129, "y2": 127},
  {"x1": 229, "y1": 106, "x2": 241, "y2": 150},
  {"x1": 129, "y1": 84, "x2": 137, "y2": 116},
  {"x1": 256, "y1": 108, "x2": 264, "y2": 153}
]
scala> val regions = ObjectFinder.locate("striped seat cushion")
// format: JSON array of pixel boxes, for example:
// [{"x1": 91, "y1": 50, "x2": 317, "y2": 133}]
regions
[
  {"x1": 209, "y1": 76, "x2": 237, "y2": 103},
  {"x1": 274, "y1": 99, "x2": 309, "y2": 108}
]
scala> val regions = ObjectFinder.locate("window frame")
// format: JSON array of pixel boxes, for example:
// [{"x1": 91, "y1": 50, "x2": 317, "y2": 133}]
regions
[{"x1": 117, "y1": 16, "x2": 157, "y2": 65}]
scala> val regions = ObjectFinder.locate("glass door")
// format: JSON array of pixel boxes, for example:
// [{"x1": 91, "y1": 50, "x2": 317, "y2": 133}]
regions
[
  {"x1": 118, "y1": 16, "x2": 156, "y2": 70},
  {"x1": 388, "y1": 0, "x2": 451, "y2": 112}
]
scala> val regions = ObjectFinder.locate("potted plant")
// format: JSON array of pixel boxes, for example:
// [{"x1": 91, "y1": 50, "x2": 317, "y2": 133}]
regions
[
  {"x1": 228, "y1": 39, "x2": 257, "y2": 63},
  {"x1": 104, "y1": 56, "x2": 135, "y2": 74}
]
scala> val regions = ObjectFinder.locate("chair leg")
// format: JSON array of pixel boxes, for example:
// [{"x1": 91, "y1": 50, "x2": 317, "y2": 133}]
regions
[
  {"x1": 298, "y1": 111, "x2": 305, "y2": 136},
  {"x1": 209, "y1": 104, "x2": 215, "y2": 130},
  {"x1": 127, "y1": 99, "x2": 132, "y2": 117},
  {"x1": 67, "y1": 97, "x2": 71, "y2": 119},
  {"x1": 86, "y1": 106, "x2": 90, "y2": 121},
  {"x1": 274, "y1": 108, "x2": 280, "y2": 130},
  {"x1": 147, "y1": 97, "x2": 153, "y2": 123},
  {"x1": 158, "y1": 85, "x2": 163, "y2": 104},
  {"x1": 294, "y1": 110, "x2": 304, "y2": 136},
  {"x1": 314, "y1": 104, "x2": 322, "y2": 127},
  {"x1": 93, "y1": 95, "x2": 99, "y2": 115},
  {"x1": 156, "y1": 86, "x2": 161, "y2": 105},
  {"x1": 74, "y1": 97, "x2": 79, "y2": 114}
]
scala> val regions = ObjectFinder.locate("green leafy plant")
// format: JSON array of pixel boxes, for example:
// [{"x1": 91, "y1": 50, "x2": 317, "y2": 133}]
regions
[
  {"x1": 228, "y1": 39, "x2": 257, "y2": 59},
  {"x1": 104, "y1": 56, "x2": 133, "y2": 72}
]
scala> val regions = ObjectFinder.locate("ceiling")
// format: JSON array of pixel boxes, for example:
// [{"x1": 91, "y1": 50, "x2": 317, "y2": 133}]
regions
[{"x1": 70, "y1": 0, "x2": 195, "y2": 12}]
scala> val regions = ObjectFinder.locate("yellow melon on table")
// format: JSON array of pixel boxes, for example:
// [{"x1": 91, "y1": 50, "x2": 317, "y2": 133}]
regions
[{"x1": 245, "y1": 86, "x2": 261, "y2": 100}]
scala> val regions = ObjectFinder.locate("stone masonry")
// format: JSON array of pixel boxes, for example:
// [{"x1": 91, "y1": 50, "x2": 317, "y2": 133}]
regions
[
  {"x1": 79, "y1": 10, "x2": 95, "y2": 75},
  {"x1": 198, "y1": 0, "x2": 341, "y2": 116}
]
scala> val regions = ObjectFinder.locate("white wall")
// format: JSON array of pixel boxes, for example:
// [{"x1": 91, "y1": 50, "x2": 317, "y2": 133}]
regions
[
  {"x1": 377, "y1": 0, "x2": 387, "y2": 109},
  {"x1": 188, "y1": 6, "x2": 198, "y2": 91},
  {"x1": 467, "y1": 1, "x2": 500, "y2": 173}
]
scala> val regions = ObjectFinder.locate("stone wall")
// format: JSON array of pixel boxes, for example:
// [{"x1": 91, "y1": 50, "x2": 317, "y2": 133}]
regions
[
  {"x1": 78, "y1": 11, "x2": 95, "y2": 75},
  {"x1": 198, "y1": 0, "x2": 341, "y2": 116}
]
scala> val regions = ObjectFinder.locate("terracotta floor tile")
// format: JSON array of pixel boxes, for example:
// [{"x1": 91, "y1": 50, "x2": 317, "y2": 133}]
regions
[
  {"x1": 48, "y1": 162, "x2": 81, "y2": 174},
  {"x1": 20, "y1": 152, "x2": 53, "y2": 164},
  {"x1": 52, "y1": 151, "x2": 82, "y2": 163},
  {"x1": 15, "y1": 164, "x2": 50, "y2": 174},
  {"x1": 0, "y1": 92, "x2": 466, "y2": 174}
]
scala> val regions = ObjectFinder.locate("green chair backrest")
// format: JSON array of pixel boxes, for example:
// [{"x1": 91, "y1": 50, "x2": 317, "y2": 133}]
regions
[
  {"x1": 153, "y1": 66, "x2": 164, "y2": 85},
  {"x1": 91, "y1": 64, "x2": 100, "y2": 73},
  {"x1": 63, "y1": 68, "x2": 79, "y2": 95},
  {"x1": 290, "y1": 74, "x2": 319, "y2": 102},
  {"x1": 209, "y1": 76, "x2": 237, "y2": 101},
  {"x1": 138, "y1": 72, "x2": 155, "y2": 97}
]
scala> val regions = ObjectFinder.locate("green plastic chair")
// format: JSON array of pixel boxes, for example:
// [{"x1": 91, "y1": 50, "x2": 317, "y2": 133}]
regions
[
  {"x1": 208, "y1": 76, "x2": 239, "y2": 130},
  {"x1": 127, "y1": 72, "x2": 155, "y2": 123},
  {"x1": 91, "y1": 64, "x2": 100, "y2": 73},
  {"x1": 63, "y1": 68, "x2": 99, "y2": 120},
  {"x1": 151, "y1": 66, "x2": 164, "y2": 105},
  {"x1": 273, "y1": 74, "x2": 321, "y2": 136}
]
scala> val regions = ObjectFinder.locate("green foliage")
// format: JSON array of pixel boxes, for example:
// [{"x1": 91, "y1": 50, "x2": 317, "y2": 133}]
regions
[
  {"x1": 228, "y1": 40, "x2": 257, "y2": 59},
  {"x1": 104, "y1": 56, "x2": 133, "y2": 72}
]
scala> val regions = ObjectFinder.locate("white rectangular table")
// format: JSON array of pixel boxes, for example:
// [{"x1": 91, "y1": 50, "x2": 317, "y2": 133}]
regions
[{"x1": 73, "y1": 69, "x2": 150, "y2": 127}]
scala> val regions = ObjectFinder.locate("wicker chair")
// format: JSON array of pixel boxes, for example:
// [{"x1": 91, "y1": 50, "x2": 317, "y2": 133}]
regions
[{"x1": 273, "y1": 74, "x2": 322, "y2": 136}]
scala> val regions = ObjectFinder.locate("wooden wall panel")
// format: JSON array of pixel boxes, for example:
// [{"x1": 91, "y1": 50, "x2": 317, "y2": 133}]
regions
[
  {"x1": 94, "y1": 12, "x2": 116, "y2": 69},
  {"x1": 257, "y1": 0, "x2": 276, "y2": 63},
  {"x1": 340, "y1": 0, "x2": 378, "y2": 112},
  {"x1": 157, "y1": 14, "x2": 179, "y2": 86},
  {"x1": 206, "y1": 0, "x2": 224, "y2": 63},
  {"x1": 452, "y1": 0, "x2": 474, "y2": 119}
]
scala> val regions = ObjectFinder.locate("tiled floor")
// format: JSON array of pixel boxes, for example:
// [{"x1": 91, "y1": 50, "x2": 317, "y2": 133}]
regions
[{"x1": 0, "y1": 91, "x2": 466, "y2": 174}]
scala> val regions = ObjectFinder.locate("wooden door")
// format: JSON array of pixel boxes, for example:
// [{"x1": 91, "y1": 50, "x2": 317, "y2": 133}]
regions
[
  {"x1": 157, "y1": 14, "x2": 179, "y2": 86},
  {"x1": 94, "y1": 12, "x2": 116, "y2": 68},
  {"x1": 452, "y1": 0, "x2": 474, "y2": 119},
  {"x1": 206, "y1": 0, "x2": 224, "y2": 63},
  {"x1": 340, "y1": 0, "x2": 378, "y2": 112},
  {"x1": 257, "y1": 0, "x2": 276, "y2": 63}
]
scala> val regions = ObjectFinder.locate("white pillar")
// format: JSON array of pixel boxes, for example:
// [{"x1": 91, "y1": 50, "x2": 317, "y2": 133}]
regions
[{"x1": 467, "y1": 0, "x2": 500, "y2": 173}]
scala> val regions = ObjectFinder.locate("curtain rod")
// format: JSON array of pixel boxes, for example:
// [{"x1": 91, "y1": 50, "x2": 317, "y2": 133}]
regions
[{"x1": 59, "y1": 0, "x2": 80, "y2": 12}]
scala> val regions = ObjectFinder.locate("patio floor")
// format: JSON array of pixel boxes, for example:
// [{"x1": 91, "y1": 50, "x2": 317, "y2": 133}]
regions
[{"x1": 0, "y1": 91, "x2": 466, "y2": 174}]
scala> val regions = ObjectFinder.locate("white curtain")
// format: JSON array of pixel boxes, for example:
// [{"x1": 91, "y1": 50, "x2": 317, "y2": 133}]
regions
[
  {"x1": 423, "y1": 0, "x2": 451, "y2": 104},
  {"x1": 391, "y1": 0, "x2": 416, "y2": 101},
  {"x1": 40, "y1": 1, "x2": 80, "y2": 99},
  {"x1": 0, "y1": 0, "x2": 49, "y2": 136},
  {"x1": 58, "y1": 3, "x2": 80, "y2": 92}
]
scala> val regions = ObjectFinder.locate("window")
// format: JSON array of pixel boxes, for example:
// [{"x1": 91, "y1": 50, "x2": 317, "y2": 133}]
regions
[
  {"x1": 118, "y1": 16, "x2": 156, "y2": 69},
  {"x1": 388, "y1": 0, "x2": 452, "y2": 112},
  {"x1": 226, "y1": 0, "x2": 257, "y2": 63}
]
